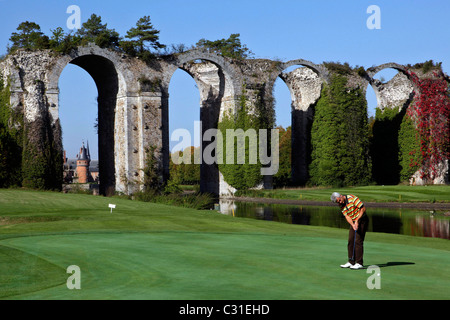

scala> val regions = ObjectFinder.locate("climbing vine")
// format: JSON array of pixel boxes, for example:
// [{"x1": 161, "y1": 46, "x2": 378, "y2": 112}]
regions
[
  {"x1": 309, "y1": 73, "x2": 371, "y2": 187},
  {"x1": 0, "y1": 75, "x2": 23, "y2": 187},
  {"x1": 398, "y1": 112, "x2": 422, "y2": 181},
  {"x1": 218, "y1": 84, "x2": 274, "y2": 190},
  {"x1": 405, "y1": 70, "x2": 450, "y2": 180}
]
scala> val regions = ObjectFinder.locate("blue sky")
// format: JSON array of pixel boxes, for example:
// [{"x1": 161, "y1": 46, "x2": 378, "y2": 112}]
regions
[{"x1": 1, "y1": 0, "x2": 449, "y2": 158}]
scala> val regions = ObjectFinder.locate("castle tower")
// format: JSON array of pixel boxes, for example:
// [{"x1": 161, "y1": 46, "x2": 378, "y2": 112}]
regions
[{"x1": 76, "y1": 142, "x2": 91, "y2": 184}]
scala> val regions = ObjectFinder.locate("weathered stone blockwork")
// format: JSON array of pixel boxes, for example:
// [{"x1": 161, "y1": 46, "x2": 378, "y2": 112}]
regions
[{"x1": 1, "y1": 44, "x2": 447, "y2": 194}]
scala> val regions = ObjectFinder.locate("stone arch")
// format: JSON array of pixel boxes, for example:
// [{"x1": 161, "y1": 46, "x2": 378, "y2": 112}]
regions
[
  {"x1": 162, "y1": 49, "x2": 241, "y2": 195},
  {"x1": 366, "y1": 62, "x2": 409, "y2": 79},
  {"x1": 365, "y1": 63, "x2": 414, "y2": 113},
  {"x1": 163, "y1": 49, "x2": 241, "y2": 114},
  {"x1": 270, "y1": 59, "x2": 325, "y2": 185},
  {"x1": 278, "y1": 59, "x2": 330, "y2": 84},
  {"x1": 46, "y1": 44, "x2": 128, "y2": 195},
  {"x1": 366, "y1": 63, "x2": 414, "y2": 185}
]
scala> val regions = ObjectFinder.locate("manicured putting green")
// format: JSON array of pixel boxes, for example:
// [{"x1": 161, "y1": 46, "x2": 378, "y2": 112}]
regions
[
  {"x1": 0, "y1": 190, "x2": 449, "y2": 299},
  {"x1": 1, "y1": 231, "x2": 449, "y2": 300}
]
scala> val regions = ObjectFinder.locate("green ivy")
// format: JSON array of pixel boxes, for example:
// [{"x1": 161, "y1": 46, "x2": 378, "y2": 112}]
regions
[
  {"x1": 273, "y1": 126, "x2": 291, "y2": 187},
  {"x1": 398, "y1": 111, "x2": 422, "y2": 181},
  {"x1": 218, "y1": 84, "x2": 273, "y2": 190},
  {"x1": 309, "y1": 73, "x2": 371, "y2": 187},
  {"x1": 142, "y1": 145, "x2": 163, "y2": 192},
  {"x1": 370, "y1": 107, "x2": 405, "y2": 184},
  {"x1": 0, "y1": 76, "x2": 23, "y2": 187},
  {"x1": 21, "y1": 123, "x2": 63, "y2": 191}
]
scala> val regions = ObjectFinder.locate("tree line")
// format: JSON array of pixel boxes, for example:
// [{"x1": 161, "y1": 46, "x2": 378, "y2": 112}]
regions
[{"x1": 5, "y1": 14, "x2": 252, "y2": 62}]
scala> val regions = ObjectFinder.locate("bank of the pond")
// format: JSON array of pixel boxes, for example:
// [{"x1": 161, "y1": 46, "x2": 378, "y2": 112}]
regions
[
  {"x1": 226, "y1": 196, "x2": 450, "y2": 211},
  {"x1": 232, "y1": 185, "x2": 450, "y2": 208}
]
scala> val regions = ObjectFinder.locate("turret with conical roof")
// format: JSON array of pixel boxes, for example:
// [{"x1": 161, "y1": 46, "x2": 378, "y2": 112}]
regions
[{"x1": 76, "y1": 142, "x2": 91, "y2": 183}]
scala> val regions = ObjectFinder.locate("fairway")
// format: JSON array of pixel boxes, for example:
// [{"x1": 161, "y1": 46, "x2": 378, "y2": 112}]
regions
[{"x1": 0, "y1": 190, "x2": 449, "y2": 300}]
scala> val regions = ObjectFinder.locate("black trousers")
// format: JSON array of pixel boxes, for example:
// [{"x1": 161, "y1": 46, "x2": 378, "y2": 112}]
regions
[{"x1": 348, "y1": 213, "x2": 369, "y2": 265}]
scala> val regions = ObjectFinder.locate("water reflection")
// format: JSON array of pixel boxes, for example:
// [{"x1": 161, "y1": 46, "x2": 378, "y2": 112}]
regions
[{"x1": 219, "y1": 200, "x2": 450, "y2": 240}]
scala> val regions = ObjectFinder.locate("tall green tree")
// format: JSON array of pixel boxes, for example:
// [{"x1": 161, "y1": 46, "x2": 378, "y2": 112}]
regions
[
  {"x1": 309, "y1": 73, "x2": 371, "y2": 187},
  {"x1": 124, "y1": 16, "x2": 165, "y2": 54},
  {"x1": 273, "y1": 126, "x2": 292, "y2": 187},
  {"x1": 8, "y1": 21, "x2": 49, "y2": 52},
  {"x1": 76, "y1": 14, "x2": 120, "y2": 49}
]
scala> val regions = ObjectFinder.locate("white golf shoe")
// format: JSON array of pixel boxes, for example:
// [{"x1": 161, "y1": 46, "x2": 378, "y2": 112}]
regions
[
  {"x1": 340, "y1": 262, "x2": 353, "y2": 268},
  {"x1": 350, "y1": 263, "x2": 364, "y2": 270}
]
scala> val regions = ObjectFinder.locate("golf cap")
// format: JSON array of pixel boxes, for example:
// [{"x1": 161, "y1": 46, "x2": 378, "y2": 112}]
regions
[{"x1": 330, "y1": 192, "x2": 341, "y2": 203}]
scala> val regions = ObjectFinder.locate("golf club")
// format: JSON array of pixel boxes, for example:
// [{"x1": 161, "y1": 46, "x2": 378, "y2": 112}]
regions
[{"x1": 351, "y1": 228, "x2": 357, "y2": 262}]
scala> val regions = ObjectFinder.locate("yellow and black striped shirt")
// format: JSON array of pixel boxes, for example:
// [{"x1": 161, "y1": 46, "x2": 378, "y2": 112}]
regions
[{"x1": 341, "y1": 195, "x2": 364, "y2": 221}]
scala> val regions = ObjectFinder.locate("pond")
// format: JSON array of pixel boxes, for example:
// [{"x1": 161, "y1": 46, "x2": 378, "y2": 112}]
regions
[{"x1": 218, "y1": 200, "x2": 450, "y2": 240}]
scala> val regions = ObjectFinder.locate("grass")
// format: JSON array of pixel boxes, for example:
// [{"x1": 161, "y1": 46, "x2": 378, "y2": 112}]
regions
[
  {"x1": 236, "y1": 185, "x2": 450, "y2": 204},
  {"x1": 0, "y1": 189, "x2": 449, "y2": 300}
]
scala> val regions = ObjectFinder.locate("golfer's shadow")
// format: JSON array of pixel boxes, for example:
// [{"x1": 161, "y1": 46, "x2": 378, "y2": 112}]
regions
[{"x1": 369, "y1": 262, "x2": 415, "y2": 268}]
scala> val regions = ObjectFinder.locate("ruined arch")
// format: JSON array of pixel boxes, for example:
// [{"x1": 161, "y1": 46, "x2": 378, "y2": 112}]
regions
[
  {"x1": 46, "y1": 45, "x2": 128, "y2": 195},
  {"x1": 167, "y1": 49, "x2": 241, "y2": 95},
  {"x1": 365, "y1": 63, "x2": 415, "y2": 113},
  {"x1": 366, "y1": 62, "x2": 409, "y2": 78},
  {"x1": 278, "y1": 59, "x2": 330, "y2": 83},
  {"x1": 366, "y1": 63, "x2": 415, "y2": 185},
  {"x1": 271, "y1": 60, "x2": 325, "y2": 185},
  {"x1": 162, "y1": 49, "x2": 240, "y2": 195}
]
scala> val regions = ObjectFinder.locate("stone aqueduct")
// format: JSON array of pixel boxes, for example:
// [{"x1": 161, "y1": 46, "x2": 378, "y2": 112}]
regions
[{"x1": 0, "y1": 44, "x2": 438, "y2": 195}]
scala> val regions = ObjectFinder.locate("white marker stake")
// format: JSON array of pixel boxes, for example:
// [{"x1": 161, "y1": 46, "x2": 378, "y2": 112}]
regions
[{"x1": 109, "y1": 204, "x2": 116, "y2": 213}]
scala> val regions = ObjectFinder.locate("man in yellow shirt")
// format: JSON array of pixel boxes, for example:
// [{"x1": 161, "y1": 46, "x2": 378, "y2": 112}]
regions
[{"x1": 331, "y1": 192, "x2": 369, "y2": 269}]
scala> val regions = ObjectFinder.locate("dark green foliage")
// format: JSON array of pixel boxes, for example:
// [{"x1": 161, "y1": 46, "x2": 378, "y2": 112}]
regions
[
  {"x1": 0, "y1": 77, "x2": 22, "y2": 187},
  {"x1": 196, "y1": 34, "x2": 253, "y2": 60},
  {"x1": 218, "y1": 93, "x2": 262, "y2": 190},
  {"x1": 0, "y1": 125, "x2": 22, "y2": 187},
  {"x1": 134, "y1": 190, "x2": 215, "y2": 210},
  {"x1": 125, "y1": 16, "x2": 165, "y2": 54},
  {"x1": 309, "y1": 74, "x2": 371, "y2": 187},
  {"x1": 370, "y1": 104, "x2": 423, "y2": 184},
  {"x1": 8, "y1": 21, "x2": 49, "y2": 53},
  {"x1": 21, "y1": 116, "x2": 63, "y2": 191},
  {"x1": 398, "y1": 113, "x2": 422, "y2": 181},
  {"x1": 137, "y1": 146, "x2": 214, "y2": 210},
  {"x1": 407, "y1": 60, "x2": 442, "y2": 74},
  {"x1": 49, "y1": 31, "x2": 81, "y2": 55},
  {"x1": 143, "y1": 145, "x2": 163, "y2": 193},
  {"x1": 7, "y1": 15, "x2": 164, "y2": 58},
  {"x1": 323, "y1": 62, "x2": 354, "y2": 75},
  {"x1": 370, "y1": 107, "x2": 405, "y2": 184},
  {"x1": 217, "y1": 83, "x2": 275, "y2": 190},
  {"x1": 169, "y1": 147, "x2": 200, "y2": 186},
  {"x1": 273, "y1": 126, "x2": 292, "y2": 187},
  {"x1": 75, "y1": 14, "x2": 120, "y2": 49}
]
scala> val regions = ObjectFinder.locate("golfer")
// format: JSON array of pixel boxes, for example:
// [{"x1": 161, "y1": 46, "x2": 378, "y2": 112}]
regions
[{"x1": 331, "y1": 192, "x2": 369, "y2": 270}]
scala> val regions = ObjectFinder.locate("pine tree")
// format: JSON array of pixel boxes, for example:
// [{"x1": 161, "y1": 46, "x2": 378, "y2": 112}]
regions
[
  {"x1": 8, "y1": 21, "x2": 49, "y2": 52},
  {"x1": 76, "y1": 14, "x2": 120, "y2": 49},
  {"x1": 125, "y1": 16, "x2": 165, "y2": 53}
]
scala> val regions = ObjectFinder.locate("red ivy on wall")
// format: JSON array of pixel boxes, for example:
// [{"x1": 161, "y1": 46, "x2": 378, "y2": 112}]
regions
[{"x1": 406, "y1": 70, "x2": 450, "y2": 180}]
